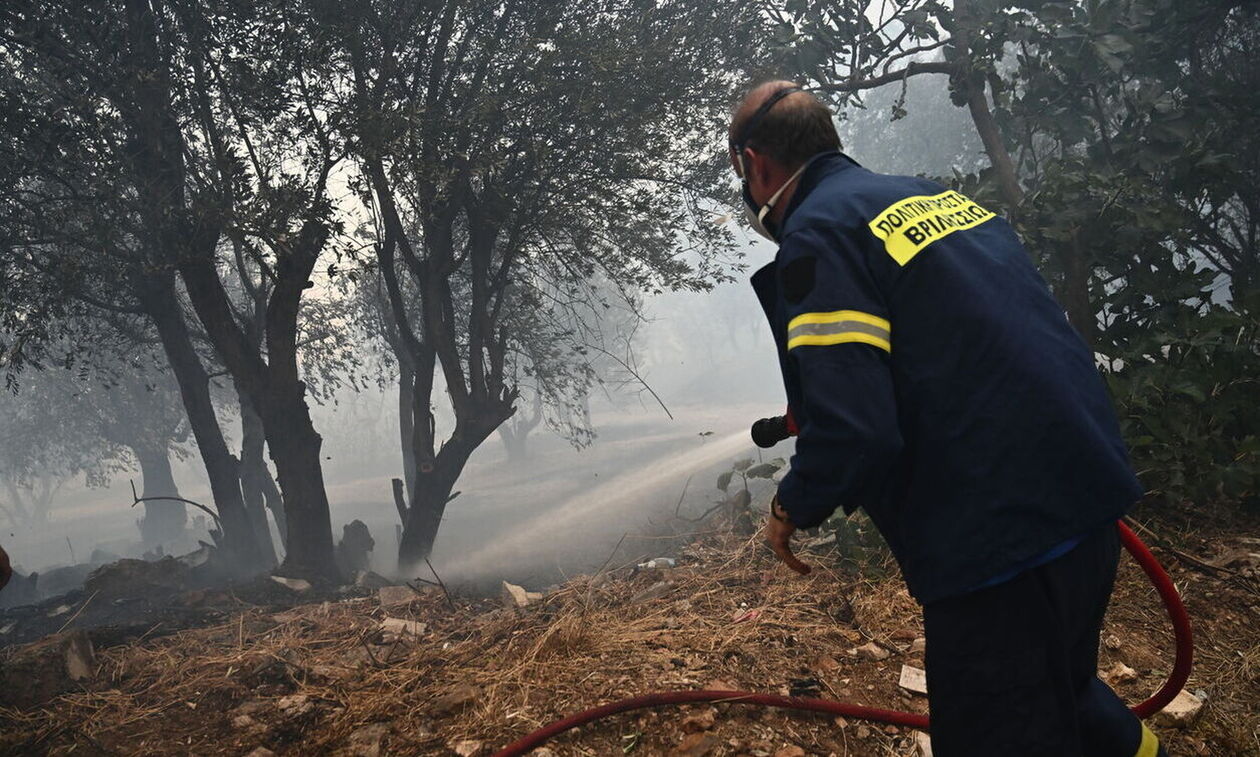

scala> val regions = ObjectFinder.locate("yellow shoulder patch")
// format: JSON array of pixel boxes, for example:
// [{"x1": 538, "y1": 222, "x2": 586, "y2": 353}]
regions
[{"x1": 868, "y1": 190, "x2": 996, "y2": 266}]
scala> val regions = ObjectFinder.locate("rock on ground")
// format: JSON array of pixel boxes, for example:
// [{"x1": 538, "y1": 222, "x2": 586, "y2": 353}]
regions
[
  {"x1": 898, "y1": 664, "x2": 928, "y2": 695},
  {"x1": 451, "y1": 739, "x2": 483, "y2": 756},
  {"x1": 671, "y1": 732, "x2": 717, "y2": 755},
  {"x1": 1154, "y1": 689, "x2": 1204, "y2": 728},
  {"x1": 379, "y1": 617, "x2": 426, "y2": 641},
  {"x1": 377, "y1": 585, "x2": 418, "y2": 607},
  {"x1": 1103, "y1": 661, "x2": 1139, "y2": 685},
  {"x1": 501, "y1": 581, "x2": 536, "y2": 608},
  {"x1": 851, "y1": 641, "x2": 890, "y2": 661}
]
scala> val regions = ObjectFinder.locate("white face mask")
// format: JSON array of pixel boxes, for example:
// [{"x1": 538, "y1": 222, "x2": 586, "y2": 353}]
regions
[{"x1": 741, "y1": 161, "x2": 810, "y2": 243}]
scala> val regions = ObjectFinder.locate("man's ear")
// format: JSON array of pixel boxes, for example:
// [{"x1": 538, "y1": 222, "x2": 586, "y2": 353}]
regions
[{"x1": 742, "y1": 147, "x2": 763, "y2": 185}]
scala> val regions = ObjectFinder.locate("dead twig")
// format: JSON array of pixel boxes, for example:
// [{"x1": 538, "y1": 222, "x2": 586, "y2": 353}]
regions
[
  {"x1": 423, "y1": 558, "x2": 456, "y2": 611},
  {"x1": 671, "y1": 476, "x2": 693, "y2": 517},
  {"x1": 55, "y1": 590, "x2": 99, "y2": 634}
]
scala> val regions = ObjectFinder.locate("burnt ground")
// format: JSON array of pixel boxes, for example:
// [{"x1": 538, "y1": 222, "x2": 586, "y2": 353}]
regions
[
  {"x1": 0, "y1": 556, "x2": 354, "y2": 651},
  {"x1": 0, "y1": 505, "x2": 1257, "y2": 757}
]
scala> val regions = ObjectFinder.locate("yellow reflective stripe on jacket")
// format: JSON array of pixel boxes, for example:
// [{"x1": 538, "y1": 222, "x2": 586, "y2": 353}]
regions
[
  {"x1": 786, "y1": 310, "x2": 891, "y2": 353},
  {"x1": 1134, "y1": 723, "x2": 1159, "y2": 757}
]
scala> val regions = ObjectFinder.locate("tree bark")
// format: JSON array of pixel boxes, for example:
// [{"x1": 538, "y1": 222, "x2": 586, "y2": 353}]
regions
[
  {"x1": 398, "y1": 407, "x2": 510, "y2": 568},
  {"x1": 1059, "y1": 231, "x2": 1097, "y2": 347},
  {"x1": 255, "y1": 386, "x2": 338, "y2": 579},
  {"x1": 135, "y1": 273, "x2": 265, "y2": 573},
  {"x1": 398, "y1": 446, "x2": 465, "y2": 567},
  {"x1": 175, "y1": 221, "x2": 338, "y2": 582},
  {"x1": 950, "y1": 0, "x2": 1024, "y2": 211},
  {"x1": 963, "y1": 82, "x2": 1024, "y2": 210},
  {"x1": 397, "y1": 357, "x2": 417, "y2": 501},
  {"x1": 132, "y1": 440, "x2": 187, "y2": 548},
  {"x1": 237, "y1": 388, "x2": 280, "y2": 566}
]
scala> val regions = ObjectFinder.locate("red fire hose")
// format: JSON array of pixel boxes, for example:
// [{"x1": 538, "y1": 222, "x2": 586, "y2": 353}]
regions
[{"x1": 491, "y1": 520, "x2": 1192, "y2": 756}]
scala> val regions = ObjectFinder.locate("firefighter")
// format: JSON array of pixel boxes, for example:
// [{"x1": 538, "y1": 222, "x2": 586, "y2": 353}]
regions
[{"x1": 732, "y1": 81, "x2": 1162, "y2": 757}]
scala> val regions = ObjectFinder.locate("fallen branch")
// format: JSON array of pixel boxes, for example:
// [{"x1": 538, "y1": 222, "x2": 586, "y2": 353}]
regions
[{"x1": 127, "y1": 480, "x2": 222, "y2": 533}]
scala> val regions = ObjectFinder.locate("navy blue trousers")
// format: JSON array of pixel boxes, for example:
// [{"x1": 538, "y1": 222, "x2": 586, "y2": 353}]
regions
[{"x1": 922, "y1": 525, "x2": 1164, "y2": 757}]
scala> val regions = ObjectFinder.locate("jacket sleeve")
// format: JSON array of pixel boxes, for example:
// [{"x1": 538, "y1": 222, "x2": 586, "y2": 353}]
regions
[{"x1": 775, "y1": 226, "x2": 903, "y2": 529}]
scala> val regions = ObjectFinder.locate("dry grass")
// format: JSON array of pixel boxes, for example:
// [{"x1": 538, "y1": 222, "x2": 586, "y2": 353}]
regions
[{"x1": 1, "y1": 520, "x2": 1256, "y2": 756}]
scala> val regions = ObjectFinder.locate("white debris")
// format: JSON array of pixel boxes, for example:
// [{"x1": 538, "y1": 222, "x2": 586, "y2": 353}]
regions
[
  {"x1": 501, "y1": 581, "x2": 533, "y2": 608},
  {"x1": 270, "y1": 575, "x2": 312, "y2": 593},
  {"x1": 1103, "y1": 662, "x2": 1138, "y2": 685},
  {"x1": 377, "y1": 585, "x2": 418, "y2": 607},
  {"x1": 914, "y1": 730, "x2": 934, "y2": 757},
  {"x1": 1153, "y1": 689, "x2": 1203, "y2": 728},
  {"x1": 637, "y1": 557, "x2": 677, "y2": 569},
  {"x1": 898, "y1": 664, "x2": 928, "y2": 695},
  {"x1": 63, "y1": 631, "x2": 96, "y2": 681},
  {"x1": 379, "y1": 617, "x2": 426, "y2": 641},
  {"x1": 452, "y1": 739, "x2": 483, "y2": 756}
]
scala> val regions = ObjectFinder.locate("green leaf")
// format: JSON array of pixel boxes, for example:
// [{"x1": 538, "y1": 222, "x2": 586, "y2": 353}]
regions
[
  {"x1": 717, "y1": 470, "x2": 734, "y2": 492},
  {"x1": 745, "y1": 462, "x2": 780, "y2": 479}
]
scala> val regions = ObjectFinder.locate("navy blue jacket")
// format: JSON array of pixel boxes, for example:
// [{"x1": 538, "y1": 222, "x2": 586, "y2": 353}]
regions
[{"x1": 751, "y1": 152, "x2": 1143, "y2": 603}]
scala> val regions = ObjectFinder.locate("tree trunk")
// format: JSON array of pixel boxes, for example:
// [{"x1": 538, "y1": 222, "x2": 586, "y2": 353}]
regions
[
  {"x1": 397, "y1": 358, "x2": 417, "y2": 501},
  {"x1": 137, "y1": 274, "x2": 265, "y2": 574},
  {"x1": 1059, "y1": 231, "x2": 1097, "y2": 347},
  {"x1": 963, "y1": 81, "x2": 1024, "y2": 210},
  {"x1": 257, "y1": 387, "x2": 339, "y2": 581},
  {"x1": 398, "y1": 449, "x2": 466, "y2": 568},
  {"x1": 948, "y1": 0, "x2": 1023, "y2": 210},
  {"x1": 133, "y1": 441, "x2": 187, "y2": 548},
  {"x1": 237, "y1": 388, "x2": 280, "y2": 566}
]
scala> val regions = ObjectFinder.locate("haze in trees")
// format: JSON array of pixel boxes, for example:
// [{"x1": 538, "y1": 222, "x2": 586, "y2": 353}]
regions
[{"x1": 0, "y1": 0, "x2": 1253, "y2": 601}]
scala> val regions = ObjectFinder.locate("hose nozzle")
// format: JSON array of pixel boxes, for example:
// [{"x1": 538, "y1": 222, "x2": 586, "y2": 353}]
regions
[{"x1": 751, "y1": 415, "x2": 792, "y2": 448}]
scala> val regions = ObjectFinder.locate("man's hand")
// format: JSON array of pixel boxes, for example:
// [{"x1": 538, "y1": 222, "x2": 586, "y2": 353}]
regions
[{"x1": 765, "y1": 498, "x2": 811, "y2": 575}]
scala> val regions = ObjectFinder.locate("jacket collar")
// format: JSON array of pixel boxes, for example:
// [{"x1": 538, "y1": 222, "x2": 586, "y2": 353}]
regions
[{"x1": 780, "y1": 151, "x2": 860, "y2": 229}]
